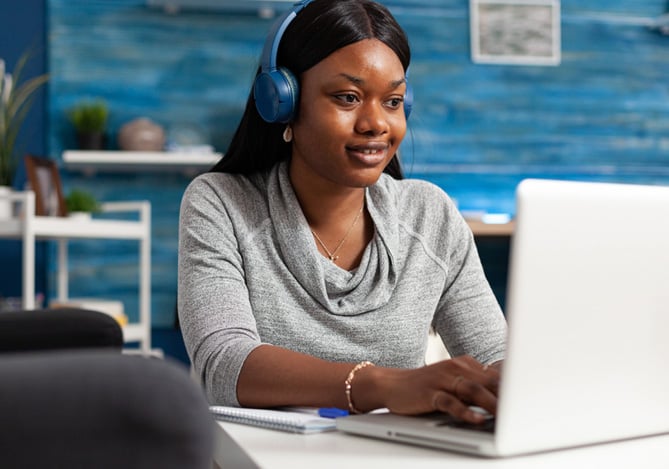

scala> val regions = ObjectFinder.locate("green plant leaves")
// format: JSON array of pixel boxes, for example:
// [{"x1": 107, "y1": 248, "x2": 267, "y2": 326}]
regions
[{"x1": 0, "y1": 51, "x2": 49, "y2": 186}]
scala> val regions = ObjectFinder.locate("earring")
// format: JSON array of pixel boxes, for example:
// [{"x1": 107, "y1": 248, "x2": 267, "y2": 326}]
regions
[{"x1": 282, "y1": 125, "x2": 293, "y2": 143}]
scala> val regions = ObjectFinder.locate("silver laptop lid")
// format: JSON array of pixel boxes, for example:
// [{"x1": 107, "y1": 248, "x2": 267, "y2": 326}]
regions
[{"x1": 497, "y1": 179, "x2": 669, "y2": 455}]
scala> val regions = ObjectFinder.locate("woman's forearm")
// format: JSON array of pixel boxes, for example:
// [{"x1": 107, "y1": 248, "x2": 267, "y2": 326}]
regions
[
  {"x1": 236, "y1": 345, "x2": 501, "y2": 424},
  {"x1": 236, "y1": 344, "x2": 373, "y2": 409}
]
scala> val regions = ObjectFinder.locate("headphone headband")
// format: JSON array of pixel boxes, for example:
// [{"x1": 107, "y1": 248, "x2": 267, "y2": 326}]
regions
[{"x1": 260, "y1": 0, "x2": 313, "y2": 73}]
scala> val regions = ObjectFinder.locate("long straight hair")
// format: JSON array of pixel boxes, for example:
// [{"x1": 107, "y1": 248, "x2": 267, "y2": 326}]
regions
[{"x1": 211, "y1": 0, "x2": 411, "y2": 179}]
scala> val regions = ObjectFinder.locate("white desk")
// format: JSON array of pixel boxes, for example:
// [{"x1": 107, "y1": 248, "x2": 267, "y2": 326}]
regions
[
  {"x1": 0, "y1": 191, "x2": 152, "y2": 352},
  {"x1": 214, "y1": 421, "x2": 669, "y2": 469},
  {"x1": 466, "y1": 219, "x2": 514, "y2": 237}
]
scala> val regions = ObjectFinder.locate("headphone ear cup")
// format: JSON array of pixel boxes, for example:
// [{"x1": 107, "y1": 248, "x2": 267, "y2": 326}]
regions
[
  {"x1": 403, "y1": 81, "x2": 413, "y2": 120},
  {"x1": 253, "y1": 67, "x2": 299, "y2": 124}
]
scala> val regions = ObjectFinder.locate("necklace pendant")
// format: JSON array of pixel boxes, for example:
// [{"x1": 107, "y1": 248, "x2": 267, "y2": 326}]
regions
[{"x1": 311, "y1": 198, "x2": 364, "y2": 265}]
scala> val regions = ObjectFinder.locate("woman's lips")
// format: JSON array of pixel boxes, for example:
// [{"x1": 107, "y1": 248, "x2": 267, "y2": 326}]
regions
[{"x1": 346, "y1": 144, "x2": 389, "y2": 166}]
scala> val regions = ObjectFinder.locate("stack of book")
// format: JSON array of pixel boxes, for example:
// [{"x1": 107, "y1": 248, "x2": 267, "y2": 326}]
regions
[{"x1": 49, "y1": 298, "x2": 128, "y2": 326}]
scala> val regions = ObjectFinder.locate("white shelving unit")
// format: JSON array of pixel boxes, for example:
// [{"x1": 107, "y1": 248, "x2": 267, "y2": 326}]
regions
[
  {"x1": 0, "y1": 191, "x2": 152, "y2": 353},
  {"x1": 62, "y1": 150, "x2": 222, "y2": 174}
]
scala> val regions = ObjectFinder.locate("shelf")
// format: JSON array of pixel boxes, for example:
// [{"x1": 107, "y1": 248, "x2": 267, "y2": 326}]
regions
[
  {"x1": 62, "y1": 150, "x2": 222, "y2": 174},
  {"x1": 0, "y1": 216, "x2": 147, "y2": 240},
  {"x1": 0, "y1": 191, "x2": 152, "y2": 353}
]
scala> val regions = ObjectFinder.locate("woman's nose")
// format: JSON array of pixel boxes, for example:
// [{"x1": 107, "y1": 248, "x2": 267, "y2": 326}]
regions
[{"x1": 355, "y1": 101, "x2": 390, "y2": 136}]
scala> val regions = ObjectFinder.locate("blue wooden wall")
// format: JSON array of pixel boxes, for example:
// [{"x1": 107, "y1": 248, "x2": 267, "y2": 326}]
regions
[
  {"x1": 0, "y1": 0, "x2": 49, "y2": 303},
  {"x1": 47, "y1": 0, "x2": 669, "y2": 327}
]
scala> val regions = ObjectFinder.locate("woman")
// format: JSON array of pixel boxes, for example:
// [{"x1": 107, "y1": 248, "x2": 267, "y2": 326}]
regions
[{"x1": 178, "y1": 0, "x2": 506, "y2": 424}]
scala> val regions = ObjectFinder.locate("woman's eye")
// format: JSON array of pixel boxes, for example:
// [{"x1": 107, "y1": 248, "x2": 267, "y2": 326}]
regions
[
  {"x1": 334, "y1": 94, "x2": 359, "y2": 104},
  {"x1": 386, "y1": 97, "x2": 403, "y2": 109}
]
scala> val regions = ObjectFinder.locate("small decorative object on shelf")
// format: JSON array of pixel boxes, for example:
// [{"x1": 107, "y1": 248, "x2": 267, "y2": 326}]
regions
[
  {"x1": 67, "y1": 98, "x2": 109, "y2": 150},
  {"x1": 65, "y1": 188, "x2": 101, "y2": 218},
  {"x1": 117, "y1": 117, "x2": 165, "y2": 152},
  {"x1": 24, "y1": 154, "x2": 67, "y2": 217}
]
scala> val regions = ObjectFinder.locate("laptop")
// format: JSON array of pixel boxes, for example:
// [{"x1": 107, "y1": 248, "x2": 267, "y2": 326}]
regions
[{"x1": 337, "y1": 178, "x2": 669, "y2": 457}]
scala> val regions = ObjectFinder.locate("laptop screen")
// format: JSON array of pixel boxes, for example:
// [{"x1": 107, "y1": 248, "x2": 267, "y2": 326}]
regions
[
  {"x1": 497, "y1": 178, "x2": 669, "y2": 455},
  {"x1": 338, "y1": 179, "x2": 669, "y2": 458}
]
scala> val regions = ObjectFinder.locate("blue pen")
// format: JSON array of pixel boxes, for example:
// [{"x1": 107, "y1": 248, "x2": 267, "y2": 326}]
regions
[{"x1": 318, "y1": 407, "x2": 349, "y2": 418}]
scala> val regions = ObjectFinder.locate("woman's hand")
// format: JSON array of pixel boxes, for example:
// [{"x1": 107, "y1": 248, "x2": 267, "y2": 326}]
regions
[
  {"x1": 366, "y1": 355, "x2": 501, "y2": 424},
  {"x1": 237, "y1": 346, "x2": 501, "y2": 424}
]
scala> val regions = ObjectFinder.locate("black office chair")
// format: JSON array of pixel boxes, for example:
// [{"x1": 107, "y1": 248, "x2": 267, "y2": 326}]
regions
[
  {"x1": 0, "y1": 307, "x2": 123, "y2": 352},
  {"x1": 0, "y1": 308, "x2": 215, "y2": 468}
]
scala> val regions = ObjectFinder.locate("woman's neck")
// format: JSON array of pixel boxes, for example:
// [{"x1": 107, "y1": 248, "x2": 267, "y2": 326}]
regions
[
  {"x1": 288, "y1": 163, "x2": 372, "y2": 269},
  {"x1": 288, "y1": 162, "x2": 367, "y2": 228}
]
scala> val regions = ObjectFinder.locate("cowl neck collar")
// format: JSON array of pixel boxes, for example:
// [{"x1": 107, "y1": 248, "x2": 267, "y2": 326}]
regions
[{"x1": 267, "y1": 162, "x2": 399, "y2": 316}]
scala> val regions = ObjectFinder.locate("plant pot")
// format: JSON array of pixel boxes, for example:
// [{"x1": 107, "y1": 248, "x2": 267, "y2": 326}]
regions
[
  {"x1": 0, "y1": 185, "x2": 13, "y2": 220},
  {"x1": 77, "y1": 131, "x2": 107, "y2": 150},
  {"x1": 67, "y1": 211, "x2": 92, "y2": 221}
]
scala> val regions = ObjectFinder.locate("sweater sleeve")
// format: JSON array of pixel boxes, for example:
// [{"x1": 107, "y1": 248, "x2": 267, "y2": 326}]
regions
[
  {"x1": 431, "y1": 197, "x2": 507, "y2": 365},
  {"x1": 177, "y1": 176, "x2": 263, "y2": 406}
]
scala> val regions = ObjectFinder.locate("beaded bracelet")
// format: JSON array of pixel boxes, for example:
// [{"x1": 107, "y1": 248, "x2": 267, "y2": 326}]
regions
[{"x1": 344, "y1": 360, "x2": 374, "y2": 414}]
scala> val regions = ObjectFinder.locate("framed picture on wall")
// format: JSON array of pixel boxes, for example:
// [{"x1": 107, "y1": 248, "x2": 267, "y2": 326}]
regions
[
  {"x1": 24, "y1": 154, "x2": 67, "y2": 217},
  {"x1": 470, "y1": 0, "x2": 561, "y2": 66}
]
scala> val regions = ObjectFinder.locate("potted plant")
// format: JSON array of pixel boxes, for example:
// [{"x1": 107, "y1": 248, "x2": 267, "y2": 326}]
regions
[
  {"x1": 1, "y1": 52, "x2": 49, "y2": 192},
  {"x1": 67, "y1": 99, "x2": 109, "y2": 150},
  {"x1": 65, "y1": 188, "x2": 101, "y2": 219},
  {"x1": 0, "y1": 52, "x2": 49, "y2": 219}
]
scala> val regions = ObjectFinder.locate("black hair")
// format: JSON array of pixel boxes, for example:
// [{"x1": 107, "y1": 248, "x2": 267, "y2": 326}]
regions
[{"x1": 211, "y1": 0, "x2": 411, "y2": 179}]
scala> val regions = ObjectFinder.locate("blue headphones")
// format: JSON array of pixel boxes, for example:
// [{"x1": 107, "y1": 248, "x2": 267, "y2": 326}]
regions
[{"x1": 253, "y1": 0, "x2": 413, "y2": 124}]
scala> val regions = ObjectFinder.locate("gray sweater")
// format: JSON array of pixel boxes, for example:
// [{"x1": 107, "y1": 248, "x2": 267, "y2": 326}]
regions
[{"x1": 178, "y1": 162, "x2": 507, "y2": 405}]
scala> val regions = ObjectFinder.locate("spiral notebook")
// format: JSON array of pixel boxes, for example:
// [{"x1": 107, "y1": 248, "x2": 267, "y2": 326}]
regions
[{"x1": 209, "y1": 406, "x2": 337, "y2": 434}]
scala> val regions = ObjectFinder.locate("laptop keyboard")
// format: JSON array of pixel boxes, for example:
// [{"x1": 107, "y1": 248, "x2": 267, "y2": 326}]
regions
[{"x1": 434, "y1": 414, "x2": 496, "y2": 433}]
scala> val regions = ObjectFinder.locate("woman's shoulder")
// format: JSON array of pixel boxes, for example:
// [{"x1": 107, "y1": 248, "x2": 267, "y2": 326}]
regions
[
  {"x1": 184, "y1": 171, "x2": 266, "y2": 201},
  {"x1": 373, "y1": 174, "x2": 467, "y2": 241},
  {"x1": 181, "y1": 171, "x2": 269, "y2": 221},
  {"x1": 375, "y1": 174, "x2": 456, "y2": 210}
]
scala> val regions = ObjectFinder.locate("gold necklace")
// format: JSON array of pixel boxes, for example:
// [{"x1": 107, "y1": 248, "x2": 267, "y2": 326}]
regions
[{"x1": 311, "y1": 203, "x2": 364, "y2": 263}]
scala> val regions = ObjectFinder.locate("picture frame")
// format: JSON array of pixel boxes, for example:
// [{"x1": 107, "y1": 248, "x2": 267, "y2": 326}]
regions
[
  {"x1": 24, "y1": 154, "x2": 67, "y2": 216},
  {"x1": 470, "y1": 0, "x2": 561, "y2": 66}
]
